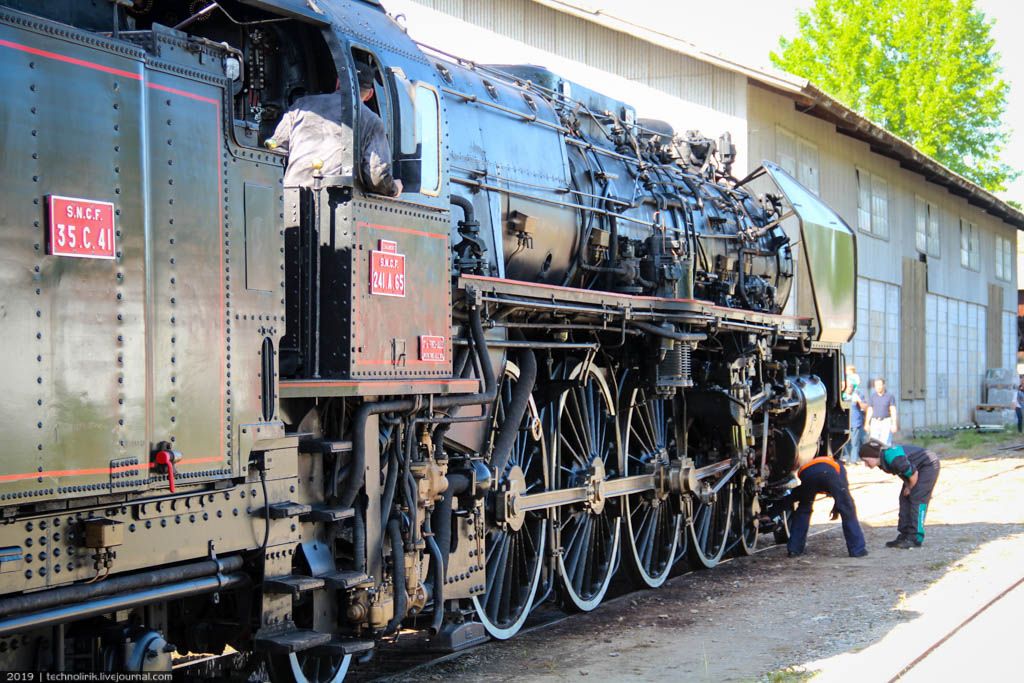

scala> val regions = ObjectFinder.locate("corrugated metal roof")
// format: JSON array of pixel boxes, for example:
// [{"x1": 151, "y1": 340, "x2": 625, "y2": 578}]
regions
[{"x1": 530, "y1": 0, "x2": 1024, "y2": 229}]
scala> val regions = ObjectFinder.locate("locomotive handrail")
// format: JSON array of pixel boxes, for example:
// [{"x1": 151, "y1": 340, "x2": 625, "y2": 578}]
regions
[
  {"x1": 440, "y1": 86, "x2": 570, "y2": 134},
  {"x1": 452, "y1": 176, "x2": 664, "y2": 230}
]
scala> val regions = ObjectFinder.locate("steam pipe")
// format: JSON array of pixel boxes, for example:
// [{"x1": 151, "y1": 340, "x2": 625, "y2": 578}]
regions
[
  {"x1": 340, "y1": 299, "x2": 496, "y2": 508},
  {"x1": 423, "y1": 514, "x2": 445, "y2": 634},
  {"x1": 385, "y1": 518, "x2": 407, "y2": 634},
  {"x1": 631, "y1": 321, "x2": 707, "y2": 343},
  {"x1": 488, "y1": 347, "x2": 537, "y2": 477},
  {"x1": 0, "y1": 556, "x2": 244, "y2": 617},
  {"x1": 0, "y1": 572, "x2": 248, "y2": 638}
]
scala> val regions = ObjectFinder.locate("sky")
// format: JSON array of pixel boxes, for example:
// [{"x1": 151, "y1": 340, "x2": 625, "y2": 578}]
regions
[{"x1": 590, "y1": 0, "x2": 1024, "y2": 205}]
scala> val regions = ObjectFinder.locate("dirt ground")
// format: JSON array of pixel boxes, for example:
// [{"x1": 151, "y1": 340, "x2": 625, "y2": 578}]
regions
[{"x1": 400, "y1": 434, "x2": 1024, "y2": 682}]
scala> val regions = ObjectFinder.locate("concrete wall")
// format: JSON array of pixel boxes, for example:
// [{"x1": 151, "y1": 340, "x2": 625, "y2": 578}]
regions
[{"x1": 748, "y1": 84, "x2": 1018, "y2": 430}]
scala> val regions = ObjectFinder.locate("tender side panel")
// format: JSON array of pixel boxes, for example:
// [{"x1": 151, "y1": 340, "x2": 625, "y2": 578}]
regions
[
  {"x1": 0, "y1": 19, "x2": 149, "y2": 501},
  {"x1": 146, "y1": 67, "x2": 230, "y2": 486}
]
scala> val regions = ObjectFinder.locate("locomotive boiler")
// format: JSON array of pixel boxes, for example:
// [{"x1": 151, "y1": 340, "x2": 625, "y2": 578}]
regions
[{"x1": 0, "y1": 1, "x2": 856, "y2": 680}]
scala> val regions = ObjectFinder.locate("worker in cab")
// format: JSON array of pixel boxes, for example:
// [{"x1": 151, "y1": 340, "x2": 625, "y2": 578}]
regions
[
  {"x1": 859, "y1": 439, "x2": 940, "y2": 549},
  {"x1": 266, "y1": 84, "x2": 349, "y2": 188},
  {"x1": 786, "y1": 454, "x2": 868, "y2": 558},
  {"x1": 356, "y1": 62, "x2": 402, "y2": 197},
  {"x1": 265, "y1": 63, "x2": 401, "y2": 197}
]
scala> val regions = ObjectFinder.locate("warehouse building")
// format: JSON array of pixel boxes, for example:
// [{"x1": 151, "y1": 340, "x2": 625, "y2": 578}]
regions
[{"x1": 388, "y1": 0, "x2": 1024, "y2": 431}]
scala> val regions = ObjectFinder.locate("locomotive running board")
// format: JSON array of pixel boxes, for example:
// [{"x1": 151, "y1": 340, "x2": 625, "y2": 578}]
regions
[{"x1": 458, "y1": 275, "x2": 813, "y2": 337}]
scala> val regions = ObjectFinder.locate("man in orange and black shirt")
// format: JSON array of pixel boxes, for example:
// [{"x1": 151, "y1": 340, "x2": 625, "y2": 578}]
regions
[{"x1": 787, "y1": 455, "x2": 868, "y2": 558}]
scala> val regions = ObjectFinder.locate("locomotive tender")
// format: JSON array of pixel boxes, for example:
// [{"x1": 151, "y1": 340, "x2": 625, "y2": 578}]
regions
[{"x1": 0, "y1": 0, "x2": 856, "y2": 679}]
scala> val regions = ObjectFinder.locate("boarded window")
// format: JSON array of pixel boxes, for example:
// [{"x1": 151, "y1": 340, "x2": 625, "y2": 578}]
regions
[
  {"x1": 856, "y1": 169, "x2": 871, "y2": 233},
  {"x1": 855, "y1": 167, "x2": 888, "y2": 238},
  {"x1": 915, "y1": 198, "x2": 940, "y2": 257},
  {"x1": 995, "y1": 235, "x2": 1013, "y2": 282},
  {"x1": 900, "y1": 258, "x2": 926, "y2": 399},
  {"x1": 777, "y1": 127, "x2": 797, "y2": 177},
  {"x1": 960, "y1": 220, "x2": 979, "y2": 270},
  {"x1": 871, "y1": 175, "x2": 888, "y2": 238},
  {"x1": 987, "y1": 283, "x2": 1004, "y2": 369},
  {"x1": 797, "y1": 138, "x2": 819, "y2": 195}
]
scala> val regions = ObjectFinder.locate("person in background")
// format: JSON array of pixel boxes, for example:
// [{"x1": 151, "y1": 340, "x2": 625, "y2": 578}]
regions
[
  {"x1": 843, "y1": 365, "x2": 867, "y2": 464},
  {"x1": 859, "y1": 439, "x2": 940, "y2": 548},
  {"x1": 1015, "y1": 377, "x2": 1024, "y2": 434},
  {"x1": 865, "y1": 377, "x2": 897, "y2": 446}
]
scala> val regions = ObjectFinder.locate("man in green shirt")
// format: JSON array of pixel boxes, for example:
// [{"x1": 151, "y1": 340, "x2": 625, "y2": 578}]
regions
[{"x1": 859, "y1": 439, "x2": 940, "y2": 548}]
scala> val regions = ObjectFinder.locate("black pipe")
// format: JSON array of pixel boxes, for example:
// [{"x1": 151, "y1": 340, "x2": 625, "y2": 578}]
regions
[
  {"x1": 632, "y1": 321, "x2": 707, "y2": 343},
  {"x1": 385, "y1": 518, "x2": 407, "y2": 635},
  {"x1": 432, "y1": 472, "x2": 468, "y2": 583},
  {"x1": 0, "y1": 573, "x2": 248, "y2": 638},
  {"x1": 340, "y1": 302, "x2": 497, "y2": 508},
  {"x1": 353, "y1": 501, "x2": 366, "y2": 574},
  {"x1": 423, "y1": 515, "x2": 445, "y2": 634},
  {"x1": 488, "y1": 348, "x2": 537, "y2": 478},
  {"x1": 379, "y1": 448, "x2": 400, "y2": 529},
  {"x1": 0, "y1": 556, "x2": 244, "y2": 618},
  {"x1": 449, "y1": 194, "x2": 477, "y2": 227}
]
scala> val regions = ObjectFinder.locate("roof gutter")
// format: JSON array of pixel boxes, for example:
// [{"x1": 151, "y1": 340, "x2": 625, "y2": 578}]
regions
[{"x1": 795, "y1": 83, "x2": 1024, "y2": 229}]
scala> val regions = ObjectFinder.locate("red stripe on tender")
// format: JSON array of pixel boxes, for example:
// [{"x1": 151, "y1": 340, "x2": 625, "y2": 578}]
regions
[
  {"x1": 148, "y1": 81, "x2": 219, "y2": 104},
  {"x1": 0, "y1": 456, "x2": 225, "y2": 483},
  {"x1": 357, "y1": 221, "x2": 448, "y2": 240},
  {"x1": 281, "y1": 379, "x2": 479, "y2": 389},
  {"x1": 0, "y1": 38, "x2": 142, "y2": 79}
]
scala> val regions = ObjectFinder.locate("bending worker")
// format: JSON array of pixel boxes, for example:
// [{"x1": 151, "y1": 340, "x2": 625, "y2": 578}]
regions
[
  {"x1": 787, "y1": 454, "x2": 868, "y2": 558},
  {"x1": 859, "y1": 439, "x2": 940, "y2": 549}
]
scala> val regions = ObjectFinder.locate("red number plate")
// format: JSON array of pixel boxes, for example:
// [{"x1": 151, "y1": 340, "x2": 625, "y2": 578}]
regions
[
  {"x1": 419, "y1": 335, "x2": 446, "y2": 362},
  {"x1": 47, "y1": 195, "x2": 116, "y2": 259},
  {"x1": 369, "y1": 239, "x2": 406, "y2": 297}
]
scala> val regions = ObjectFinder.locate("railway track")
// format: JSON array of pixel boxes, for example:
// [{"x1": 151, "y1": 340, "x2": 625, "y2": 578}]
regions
[{"x1": 889, "y1": 573, "x2": 1024, "y2": 681}]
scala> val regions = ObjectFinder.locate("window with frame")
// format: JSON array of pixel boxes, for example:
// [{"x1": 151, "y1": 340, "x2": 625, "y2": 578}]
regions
[
  {"x1": 856, "y1": 167, "x2": 888, "y2": 238},
  {"x1": 414, "y1": 83, "x2": 441, "y2": 196},
  {"x1": 996, "y1": 234, "x2": 1013, "y2": 281},
  {"x1": 777, "y1": 126, "x2": 819, "y2": 195},
  {"x1": 915, "y1": 197, "x2": 940, "y2": 257},
  {"x1": 960, "y1": 219, "x2": 980, "y2": 270}
]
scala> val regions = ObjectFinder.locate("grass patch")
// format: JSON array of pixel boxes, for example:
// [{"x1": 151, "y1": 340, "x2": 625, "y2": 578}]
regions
[
  {"x1": 761, "y1": 666, "x2": 817, "y2": 683},
  {"x1": 907, "y1": 429, "x2": 1020, "y2": 457}
]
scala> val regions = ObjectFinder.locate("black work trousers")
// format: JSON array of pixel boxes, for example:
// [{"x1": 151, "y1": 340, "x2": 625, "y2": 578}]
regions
[
  {"x1": 788, "y1": 462, "x2": 866, "y2": 556},
  {"x1": 898, "y1": 460, "x2": 940, "y2": 544}
]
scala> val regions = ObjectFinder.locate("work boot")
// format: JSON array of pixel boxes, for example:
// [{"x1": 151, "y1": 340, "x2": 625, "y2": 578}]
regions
[
  {"x1": 885, "y1": 535, "x2": 908, "y2": 548},
  {"x1": 849, "y1": 548, "x2": 869, "y2": 558},
  {"x1": 893, "y1": 537, "x2": 922, "y2": 549}
]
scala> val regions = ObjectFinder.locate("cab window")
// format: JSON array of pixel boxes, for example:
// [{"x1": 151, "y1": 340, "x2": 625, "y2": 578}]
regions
[{"x1": 415, "y1": 84, "x2": 441, "y2": 196}]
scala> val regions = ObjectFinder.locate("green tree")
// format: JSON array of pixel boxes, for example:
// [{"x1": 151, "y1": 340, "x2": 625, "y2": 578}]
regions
[{"x1": 772, "y1": 0, "x2": 1017, "y2": 192}]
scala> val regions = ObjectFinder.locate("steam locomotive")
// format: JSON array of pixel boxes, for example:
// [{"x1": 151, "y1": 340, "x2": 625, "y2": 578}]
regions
[{"x1": 0, "y1": 1, "x2": 856, "y2": 679}]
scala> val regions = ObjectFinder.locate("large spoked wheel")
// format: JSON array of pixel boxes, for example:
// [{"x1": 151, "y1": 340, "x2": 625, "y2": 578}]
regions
[
  {"x1": 472, "y1": 361, "x2": 548, "y2": 640},
  {"x1": 554, "y1": 362, "x2": 621, "y2": 612},
  {"x1": 732, "y1": 474, "x2": 760, "y2": 556},
  {"x1": 621, "y1": 385, "x2": 681, "y2": 588},
  {"x1": 688, "y1": 477, "x2": 734, "y2": 569},
  {"x1": 267, "y1": 653, "x2": 351, "y2": 683}
]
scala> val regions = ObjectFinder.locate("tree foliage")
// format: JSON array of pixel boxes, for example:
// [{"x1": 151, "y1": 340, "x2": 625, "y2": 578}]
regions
[{"x1": 771, "y1": 0, "x2": 1017, "y2": 192}]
